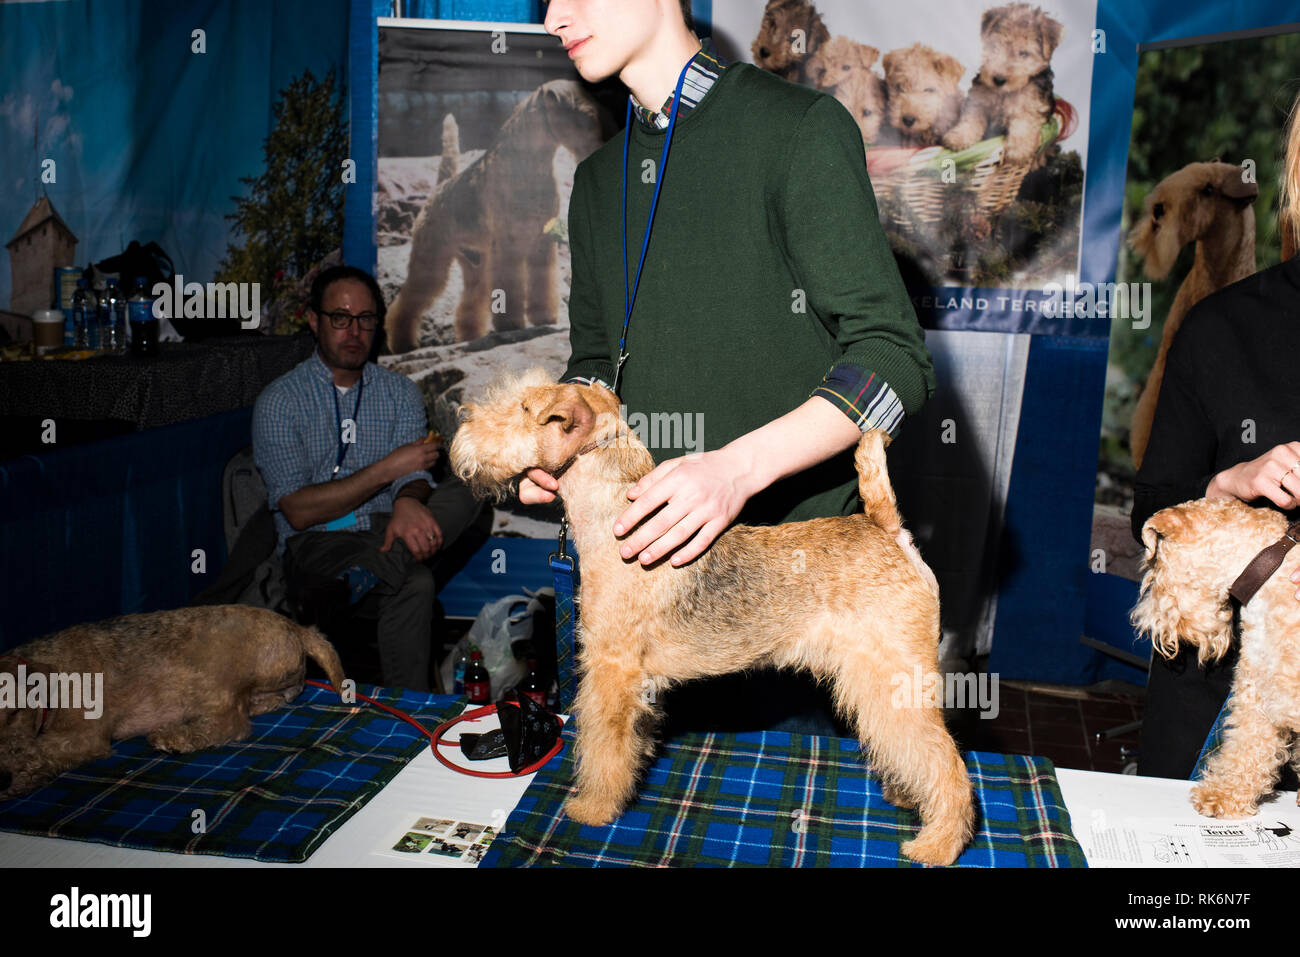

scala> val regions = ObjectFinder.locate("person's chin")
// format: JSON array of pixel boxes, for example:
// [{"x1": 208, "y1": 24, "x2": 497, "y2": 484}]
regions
[{"x1": 335, "y1": 347, "x2": 368, "y2": 368}]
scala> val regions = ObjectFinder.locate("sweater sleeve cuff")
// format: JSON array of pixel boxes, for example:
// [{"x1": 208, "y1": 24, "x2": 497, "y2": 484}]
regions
[
  {"x1": 562, "y1": 356, "x2": 617, "y2": 391},
  {"x1": 813, "y1": 362, "x2": 905, "y2": 436}
]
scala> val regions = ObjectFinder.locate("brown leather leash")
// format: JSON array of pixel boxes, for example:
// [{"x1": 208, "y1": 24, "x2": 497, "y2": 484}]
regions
[{"x1": 1229, "y1": 521, "x2": 1300, "y2": 605}]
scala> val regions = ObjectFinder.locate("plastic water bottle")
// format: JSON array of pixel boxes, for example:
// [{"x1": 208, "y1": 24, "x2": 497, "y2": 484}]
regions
[
  {"x1": 86, "y1": 282, "x2": 104, "y2": 350},
  {"x1": 452, "y1": 647, "x2": 469, "y2": 695},
  {"x1": 100, "y1": 278, "x2": 124, "y2": 355},
  {"x1": 71, "y1": 279, "x2": 94, "y2": 348},
  {"x1": 127, "y1": 277, "x2": 159, "y2": 357}
]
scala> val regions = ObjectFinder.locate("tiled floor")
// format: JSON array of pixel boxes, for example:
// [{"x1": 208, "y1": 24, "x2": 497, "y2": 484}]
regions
[{"x1": 948, "y1": 680, "x2": 1144, "y2": 774}]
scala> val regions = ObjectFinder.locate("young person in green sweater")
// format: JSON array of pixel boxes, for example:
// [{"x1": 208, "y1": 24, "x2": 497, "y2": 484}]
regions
[{"x1": 531, "y1": 0, "x2": 935, "y2": 729}]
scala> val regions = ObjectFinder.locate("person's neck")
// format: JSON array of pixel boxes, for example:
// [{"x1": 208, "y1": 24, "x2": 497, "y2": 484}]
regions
[
  {"x1": 621, "y1": 25, "x2": 700, "y2": 116},
  {"x1": 319, "y1": 348, "x2": 362, "y2": 388}
]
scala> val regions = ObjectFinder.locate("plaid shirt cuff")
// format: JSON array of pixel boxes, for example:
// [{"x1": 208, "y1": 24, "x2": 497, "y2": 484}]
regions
[
  {"x1": 814, "y1": 363, "x2": 906, "y2": 436},
  {"x1": 565, "y1": 375, "x2": 614, "y2": 392}
]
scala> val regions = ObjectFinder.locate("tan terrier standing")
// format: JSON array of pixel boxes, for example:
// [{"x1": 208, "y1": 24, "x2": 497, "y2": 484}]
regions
[
  {"x1": 942, "y1": 3, "x2": 1062, "y2": 164},
  {"x1": 1132, "y1": 498, "x2": 1300, "y2": 818},
  {"x1": 450, "y1": 371, "x2": 974, "y2": 865},
  {"x1": 881, "y1": 44, "x2": 965, "y2": 148},
  {"x1": 386, "y1": 81, "x2": 605, "y2": 352},
  {"x1": 1126, "y1": 161, "x2": 1258, "y2": 469}
]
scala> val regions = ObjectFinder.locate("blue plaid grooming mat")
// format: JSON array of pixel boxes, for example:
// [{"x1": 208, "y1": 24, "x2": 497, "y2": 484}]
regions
[
  {"x1": 481, "y1": 723, "x2": 1087, "y2": 868},
  {"x1": 0, "y1": 685, "x2": 463, "y2": 862}
]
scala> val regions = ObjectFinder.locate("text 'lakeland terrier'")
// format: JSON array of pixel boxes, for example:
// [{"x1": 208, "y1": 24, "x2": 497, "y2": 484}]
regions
[
  {"x1": 1132, "y1": 498, "x2": 1300, "y2": 818},
  {"x1": 450, "y1": 371, "x2": 974, "y2": 865},
  {"x1": 0, "y1": 605, "x2": 345, "y2": 800}
]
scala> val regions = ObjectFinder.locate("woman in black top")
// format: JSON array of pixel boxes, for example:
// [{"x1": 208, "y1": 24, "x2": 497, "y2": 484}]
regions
[{"x1": 1131, "y1": 203, "x2": 1300, "y2": 778}]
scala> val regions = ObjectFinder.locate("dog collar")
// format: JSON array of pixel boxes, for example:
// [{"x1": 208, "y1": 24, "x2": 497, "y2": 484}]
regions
[
  {"x1": 1229, "y1": 521, "x2": 1300, "y2": 605},
  {"x1": 549, "y1": 441, "x2": 602, "y2": 482}
]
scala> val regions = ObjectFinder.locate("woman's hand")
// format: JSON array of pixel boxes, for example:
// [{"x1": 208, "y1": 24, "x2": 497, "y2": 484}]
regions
[{"x1": 1206, "y1": 441, "x2": 1300, "y2": 510}]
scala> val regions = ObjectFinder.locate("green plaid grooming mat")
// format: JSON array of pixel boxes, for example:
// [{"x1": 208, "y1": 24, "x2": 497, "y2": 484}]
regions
[
  {"x1": 482, "y1": 724, "x2": 1087, "y2": 867},
  {"x1": 0, "y1": 685, "x2": 462, "y2": 862}
]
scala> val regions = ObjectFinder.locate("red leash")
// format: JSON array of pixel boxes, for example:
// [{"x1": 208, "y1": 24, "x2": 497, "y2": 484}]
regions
[{"x1": 304, "y1": 680, "x2": 563, "y2": 779}]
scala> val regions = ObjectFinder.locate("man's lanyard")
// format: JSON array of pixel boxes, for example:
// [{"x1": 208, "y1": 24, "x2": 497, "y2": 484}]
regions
[
  {"x1": 330, "y1": 376, "x2": 364, "y2": 477},
  {"x1": 614, "y1": 54, "x2": 694, "y2": 396}
]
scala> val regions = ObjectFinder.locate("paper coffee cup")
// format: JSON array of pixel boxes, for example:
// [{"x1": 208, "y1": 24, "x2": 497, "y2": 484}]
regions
[{"x1": 32, "y1": 309, "x2": 64, "y2": 354}]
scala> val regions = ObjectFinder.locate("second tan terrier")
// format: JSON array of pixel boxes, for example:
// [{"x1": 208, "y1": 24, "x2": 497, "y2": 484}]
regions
[
  {"x1": 450, "y1": 371, "x2": 974, "y2": 865},
  {"x1": 1132, "y1": 498, "x2": 1300, "y2": 818}
]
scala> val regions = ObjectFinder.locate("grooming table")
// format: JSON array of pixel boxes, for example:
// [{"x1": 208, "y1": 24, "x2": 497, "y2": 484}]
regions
[{"x1": 483, "y1": 722, "x2": 1087, "y2": 867}]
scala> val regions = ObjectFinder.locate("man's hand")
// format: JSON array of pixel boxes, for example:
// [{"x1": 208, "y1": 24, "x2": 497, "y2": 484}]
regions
[
  {"x1": 519, "y1": 468, "x2": 559, "y2": 505},
  {"x1": 1206, "y1": 441, "x2": 1300, "y2": 510},
  {"x1": 614, "y1": 447, "x2": 756, "y2": 567},
  {"x1": 384, "y1": 437, "x2": 442, "y2": 480},
  {"x1": 383, "y1": 496, "x2": 443, "y2": 561}
]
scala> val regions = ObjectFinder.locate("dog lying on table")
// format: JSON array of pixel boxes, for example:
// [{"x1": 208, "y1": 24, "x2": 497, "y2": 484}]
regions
[
  {"x1": 449, "y1": 371, "x2": 974, "y2": 866},
  {"x1": 0, "y1": 605, "x2": 345, "y2": 800},
  {"x1": 1132, "y1": 497, "x2": 1300, "y2": 818}
]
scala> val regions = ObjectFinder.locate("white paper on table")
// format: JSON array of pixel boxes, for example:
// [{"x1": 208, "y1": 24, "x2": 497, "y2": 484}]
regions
[{"x1": 1078, "y1": 816, "x2": 1300, "y2": 867}]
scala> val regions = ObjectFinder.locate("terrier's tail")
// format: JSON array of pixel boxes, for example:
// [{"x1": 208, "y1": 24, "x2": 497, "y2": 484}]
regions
[
  {"x1": 855, "y1": 429, "x2": 902, "y2": 535},
  {"x1": 855, "y1": 429, "x2": 939, "y2": 597},
  {"x1": 299, "y1": 626, "x2": 347, "y2": 698}
]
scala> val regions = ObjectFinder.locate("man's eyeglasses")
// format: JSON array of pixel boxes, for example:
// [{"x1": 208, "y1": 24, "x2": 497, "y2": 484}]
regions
[{"x1": 323, "y1": 310, "x2": 380, "y2": 331}]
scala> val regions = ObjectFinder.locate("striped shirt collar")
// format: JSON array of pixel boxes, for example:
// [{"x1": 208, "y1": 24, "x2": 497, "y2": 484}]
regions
[{"x1": 630, "y1": 38, "x2": 727, "y2": 131}]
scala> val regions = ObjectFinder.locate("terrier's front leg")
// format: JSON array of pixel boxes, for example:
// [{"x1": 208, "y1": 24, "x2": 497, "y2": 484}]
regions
[
  {"x1": 1001, "y1": 115, "x2": 1043, "y2": 165},
  {"x1": 564, "y1": 649, "x2": 657, "y2": 827},
  {"x1": 1191, "y1": 678, "x2": 1287, "y2": 820},
  {"x1": 941, "y1": 100, "x2": 986, "y2": 153}
]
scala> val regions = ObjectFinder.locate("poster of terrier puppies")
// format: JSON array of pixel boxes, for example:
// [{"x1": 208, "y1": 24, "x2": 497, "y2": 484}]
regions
[
  {"x1": 1090, "y1": 30, "x2": 1295, "y2": 583},
  {"x1": 711, "y1": 0, "x2": 1094, "y2": 288}
]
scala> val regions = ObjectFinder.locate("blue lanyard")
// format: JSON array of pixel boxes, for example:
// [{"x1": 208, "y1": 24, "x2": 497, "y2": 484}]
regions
[
  {"x1": 615, "y1": 55, "x2": 694, "y2": 396},
  {"x1": 330, "y1": 376, "x2": 364, "y2": 477}
]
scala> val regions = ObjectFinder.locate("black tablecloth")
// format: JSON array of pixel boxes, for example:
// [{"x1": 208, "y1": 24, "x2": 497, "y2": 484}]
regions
[{"x1": 0, "y1": 333, "x2": 315, "y2": 431}]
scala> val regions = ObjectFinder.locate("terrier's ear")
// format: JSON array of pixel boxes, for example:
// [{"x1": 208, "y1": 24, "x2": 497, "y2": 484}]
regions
[
  {"x1": 980, "y1": 7, "x2": 1006, "y2": 36},
  {"x1": 1141, "y1": 507, "x2": 1189, "y2": 561},
  {"x1": 1218, "y1": 164, "x2": 1259, "y2": 201},
  {"x1": 935, "y1": 52, "x2": 965, "y2": 85},
  {"x1": 804, "y1": 52, "x2": 828, "y2": 87},
  {"x1": 534, "y1": 394, "x2": 593, "y2": 435},
  {"x1": 860, "y1": 45, "x2": 880, "y2": 70},
  {"x1": 1038, "y1": 15, "x2": 1064, "y2": 57}
]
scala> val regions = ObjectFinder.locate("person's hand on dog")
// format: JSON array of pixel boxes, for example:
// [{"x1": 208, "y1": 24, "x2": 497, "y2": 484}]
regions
[
  {"x1": 1207, "y1": 440, "x2": 1300, "y2": 604},
  {"x1": 518, "y1": 468, "x2": 559, "y2": 505},
  {"x1": 1206, "y1": 441, "x2": 1300, "y2": 511},
  {"x1": 385, "y1": 437, "x2": 442, "y2": 480},
  {"x1": 615, "y1": 447, "x2": 756, "y2": 567},
  {"x1": 384, "y1": 497, "x2": 442, "y2": 561}
]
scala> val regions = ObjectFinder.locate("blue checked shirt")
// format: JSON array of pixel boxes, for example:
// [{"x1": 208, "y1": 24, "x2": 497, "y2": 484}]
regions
[{"x1": 253, "y1": 350, "x2": 433, "y2": 551}]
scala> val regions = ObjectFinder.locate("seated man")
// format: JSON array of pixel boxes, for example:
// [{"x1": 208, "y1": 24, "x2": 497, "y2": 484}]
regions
[{"x1": 253, "y1": 264, "x2": 488, "y2": 692}]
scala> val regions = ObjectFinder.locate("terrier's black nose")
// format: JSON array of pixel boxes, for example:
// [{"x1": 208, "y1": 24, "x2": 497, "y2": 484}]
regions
[
  {"x1": 902, "y1": 116, "x2": 916, "y2": 127},
  {"x1": 993, "y1": 75, "x2": 1006, "y2": 87}
]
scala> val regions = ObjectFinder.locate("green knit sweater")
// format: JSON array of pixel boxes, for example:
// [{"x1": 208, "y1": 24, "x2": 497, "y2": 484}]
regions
[{"x1": 563, "y1": 63, "x2": 934, "y2": 524}]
